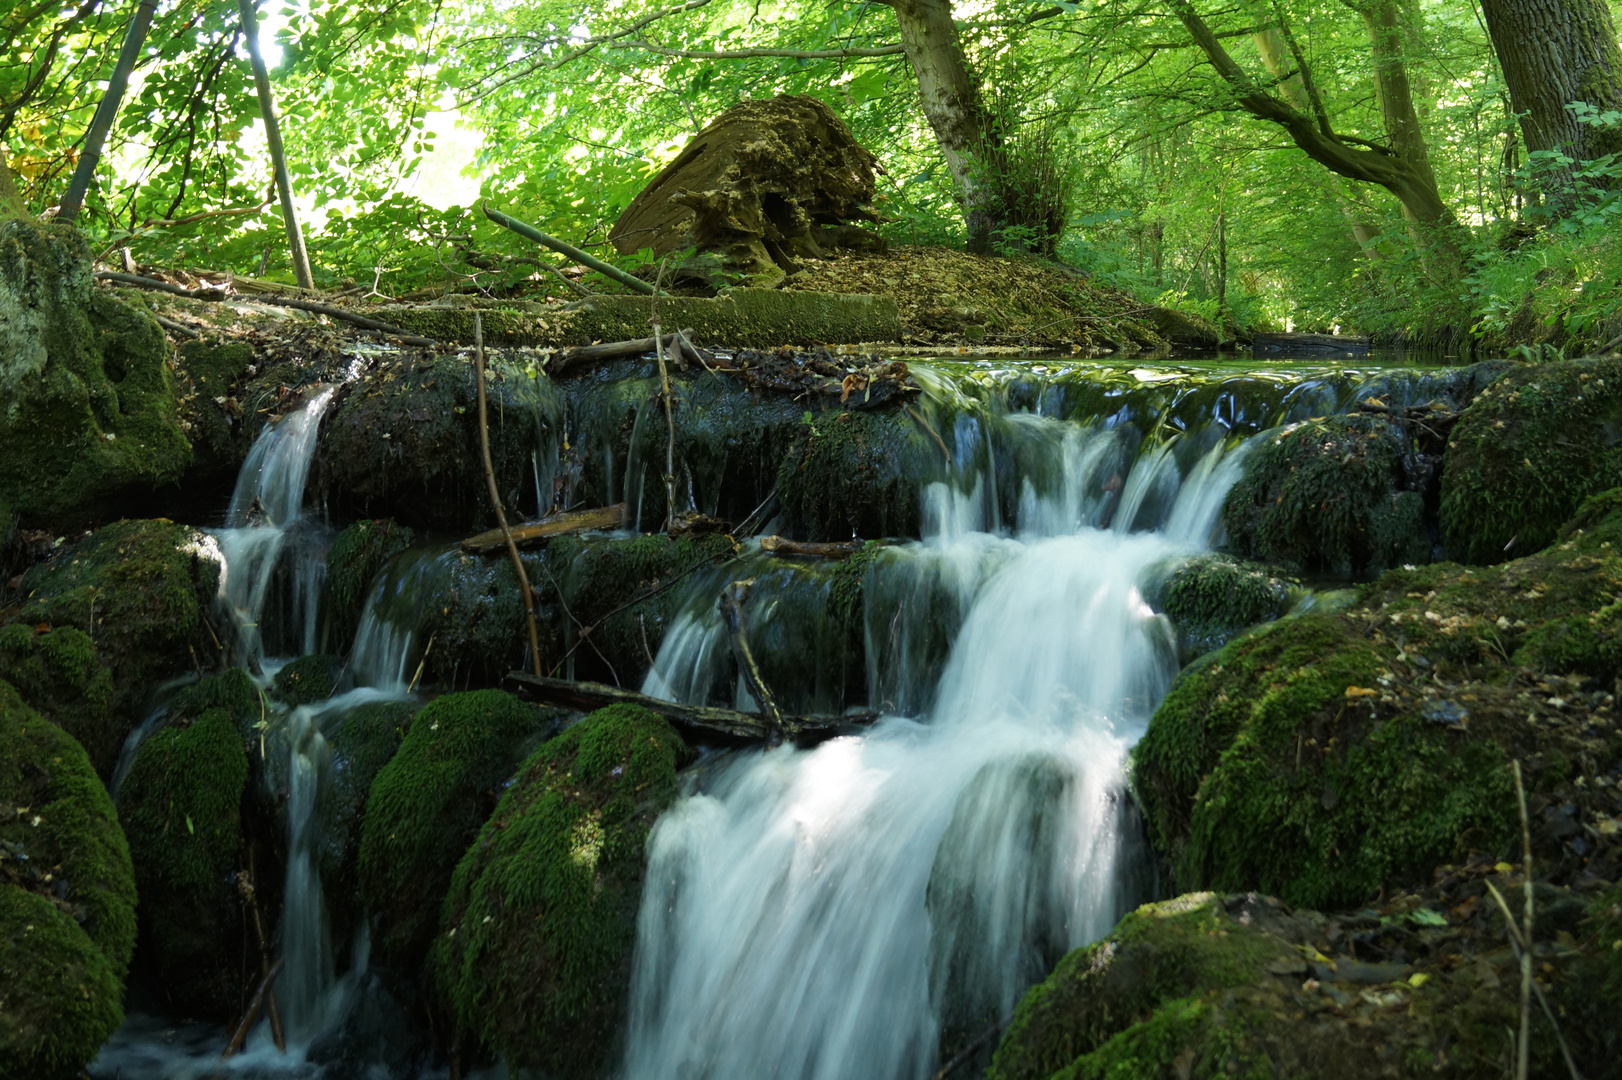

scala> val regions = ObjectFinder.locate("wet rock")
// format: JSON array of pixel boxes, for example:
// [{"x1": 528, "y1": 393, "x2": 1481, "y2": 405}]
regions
[
  {"x1": 2, "y1": 519, "x2": 225, "y2": 776},
  {"x1": 1221, "y1": 413, "x2": 1432, "y2": 576},
  {"x1": 357, "y1": 690, "x2": 561, "y2": 967},
  {"x1": 1143, "y1": 553, "x2": 1297, "y2": 661},
  {"x1": 0, "y1": 220, "x2": 191, "y2": 537},
  {"x1": 778, "y1": 409, "x2": 941, "y2": 541},
  {"x1": 325, "y1": 518, "x2": 415, "y2": 650},
  {"x1": 1441, "y1": 355, "x2": 1622, "y2": 564},
  {"x1": 171, "y1": 337, "x2": 256, "y2": 481},
  {"x1": 320, "y1": 698, "x2": 415, "y2": 948},
  {"x1": 432, "y1": 704, "x2": 686, "y2": 1078},
  {"x1": 116, "y1": 707, "x2": 249, "y2": 1021},
  {"x1": 0, "y1": 679, "x2": 134, "y2": 1078}
]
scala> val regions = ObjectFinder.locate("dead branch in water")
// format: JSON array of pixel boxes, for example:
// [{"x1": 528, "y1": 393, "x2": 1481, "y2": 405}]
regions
[
  {"x1": 719, "y1": 579, "x2": 783, "y2": 746},
  {"x1": 759, "y1": 535, "x2": 867, "y2": 558},
  {"x1": 460, "y1": 504, "x2": 625, "y2": 554}
]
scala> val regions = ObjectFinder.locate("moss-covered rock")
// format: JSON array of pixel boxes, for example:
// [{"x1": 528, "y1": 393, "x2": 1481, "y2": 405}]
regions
[
  {"x1": 312, "y1": 355, "x2": 563, "y2": 531},
  {"x1": 6, "y1": 520, "x2": 224, "y2": 772},
  {"x1": 0, "y1": 623, "x2": 117, "y2": 776},
  {"x1": 172, "y1": 337, "x2": 256, "y2": 480},
  {"x1": 432, "y1": 704, "x2": 685, "y2": 1078},
  {"x1": 357, "y1": 690, "x2": 558, "y2": 966},
  {"x1": 1221, "y1": 414, "x2": 1431, "y2": 577},
  {"x1": 326, "y1": 518, "x2": 415, "y2": 649},
  {"x1": 169, "y1": 667, "x2": 261, "y2": 738},
  {"x1": 321, "y1": 699, "x2": 416, "y2": 946},
  {"x1": 272, "y1": 653, "x2": 344, "y2": 707},
  {"x1": 778, "y1": 409, "x2": 939, "y2": 540},
  {"x1": 116, "y1": 707, "x2": 248, "y2": 1020},
  {"x1": 0, "y1": 219, "x2": 191, "y2": 530},
  {"x1": 1143, "y1": 554, "x2": 1297, "y2": 661},
  {"x1": 0, "y1": 680, "x2": 135, "y2": 976},
  {"x1": 0, "y1": 886, "x2": 125, "y2": 1080},
  {"x1": 1441, "y1": 356, "x2": 1622, "y2": 565}
]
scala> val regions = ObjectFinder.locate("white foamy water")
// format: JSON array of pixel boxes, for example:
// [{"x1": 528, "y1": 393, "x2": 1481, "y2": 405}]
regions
[{"x1": 625, "y1": 427, "x2": 1245, "y2": 1080}]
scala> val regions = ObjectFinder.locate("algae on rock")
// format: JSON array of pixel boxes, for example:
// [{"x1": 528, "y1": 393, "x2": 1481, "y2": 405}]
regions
[
  {"x1": 357, "y1": 689, "x2": 559, "y2": 966},
  {"x1": 432, "y1": 703, "x2": 686, "y2": 1079},
  {"x1": 117, "y1": 707, "x2": 248, "y2": 1021}
]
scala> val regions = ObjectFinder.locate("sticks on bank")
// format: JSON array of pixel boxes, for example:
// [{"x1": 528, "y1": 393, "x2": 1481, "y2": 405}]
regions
[
  {"x1": 719, "y1": 579, "x2": 784, "y2": 747},
  {"x1": 504, "y1": 670, "x2": 875, "y2": 743},
  {"x1": 1483, "y1": 879, "x2": 1583, "y2": 1080},
  {"x1": 474, "y1": 313, "x2": 544, "y2": 677}
]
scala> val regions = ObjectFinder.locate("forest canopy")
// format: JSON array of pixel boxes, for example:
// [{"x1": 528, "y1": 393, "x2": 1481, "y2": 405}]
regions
[{"x1": 3, "y1": 0, "x2": 1620, "y2": 347}]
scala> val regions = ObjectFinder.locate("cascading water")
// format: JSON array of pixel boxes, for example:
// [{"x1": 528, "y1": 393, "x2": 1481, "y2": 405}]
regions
[{"x1": 626, "y1": 418, "x2": 1248, "y2": 1080}]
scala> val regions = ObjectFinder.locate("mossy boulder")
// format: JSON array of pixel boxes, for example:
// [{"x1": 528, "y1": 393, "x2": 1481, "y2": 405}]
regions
[
  {"x1": 168, "y1": 667, "x2": 261, "y2": 739},
  {"x1": 1135, "y1": 489, "x2": 1622, "y2": 910},
  {"x1": 1221, "y1": 414, "x2": 1431, "y2": 577},
  {"x1": 1143, "y1": 554, "x2": 1296, "y2": 661},
  {"x1": 989, "y1": 891, "x2": 1554, "y2": 1080},
  {"x1": 0, "y1": 623, "x2": 117, "y2": 776},
  {"x1": 117, "y1": 707, "x2": 248, "y2": 1020},
  {"x1": 0, "y1": 219, "x2": 191, "y2": 531},
  {"x1": 272, "y1": 652, "x2": 344, "y2": 707},
  {"x1": 432, "y1": 704, "x2": 686, "y2": 1078},
  {"x1": 357, "y1": 690, "x2": 558, "y2": 966},
  {"x1": 321, "y1": 699, "x2": 416, "y2": 946},
  {"x1": 778, "y1": 408, "x2": 939, "y2": 540},
  {"x1": 1441, "y1": 356, "x2": 1622, "y2": 565},
  {"x1": 0, "y1": 679, "x2": 134, "y2": 1077},
  {"x1": 326, "y1": 518, "x2": 415, "y2": 648},
  {"x1": 6, "y1": 519, "x2": 224, "y2": 774},
  {"x1": 313, "y1": 355, "x2": 564, "y2": 531}
]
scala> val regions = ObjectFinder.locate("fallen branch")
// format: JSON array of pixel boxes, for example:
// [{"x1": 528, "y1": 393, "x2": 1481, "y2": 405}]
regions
[
  {"x1": 483, "y1": 201, "x2": 657, "y2": 296},
  {"x1": 153, "y1": 313, "x2": 201, "y2": 339},
  {"x1": 505, "y1": 670, "x2": 875, "y2": 743},
  {"x1": 461, "y1": 504, "x2": 626, "y2": 554},
  {"x1": 549, "y1": 330, "x2": 692, "y2": 378},
  {"x1": 93, "y1": 270, "x2": 438, "y2": 346},
  {"x1": 475, "y1": 312, "x2": 544, "y2": 678},
  {"x1": 237, "y1": 854, "x2": 285, "y2": 1053},
  {"x1": 719, "y1": 579, "x2": 783, "y2": 747},
  {"x1": 759, "y1": 535, "x2": 866, "y2": 558},
  {"x1": 221, "y1": 957, "x2": 283, "y2": 1059}
]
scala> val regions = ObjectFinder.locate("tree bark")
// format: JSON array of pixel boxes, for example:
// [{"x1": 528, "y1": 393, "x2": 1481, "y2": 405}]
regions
[
  {"x1": 0, "y1": 152, "x2": 24, "y2": 217},
  {"x1": 58, "y1": 0, "x2": 159, "y2": 224},
  {"x1": 1478, "y1": 0, "x2": 1622, "y2": 189},
  {"x1": 887, "y1": 0, "x2": 999, "y2": 252},
  {"x1": 237, "y1": 0, "x2": 314, "y2": 289}
]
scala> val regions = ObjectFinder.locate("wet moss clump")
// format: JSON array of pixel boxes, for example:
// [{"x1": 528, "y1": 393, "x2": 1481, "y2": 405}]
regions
[
  {"x1": 169, "y1": 667, "x2": 261, "y2": 738},
  {"x1": 272, "y1": 653, "x2": 344, "y2": 707},
  {"x1": 357, "y1": 690, "x2": 558, "y2": 966},
  {"x1": 0, "y1": 219, "x2": 191, "y2": 532},
  {"x1": 777, "y1": 409, "x2": 938, "y2": 541},
  {"x1": 1441, "y1": 356, "x2": 1622, "y2": 565},
  {"x1": 0, "y1": 623, "x2": 117, "y2": 776},
  {"x1": 326, "y1": 518, "x2": 415, "y2": 648},
  {"x1": 321, "y1": 699, "x2": 416, "y2": 946},
  {"x1": 432, "y1": 704, "x2": 686, "y2": 1079},
  {"x1": 8, "y1": 519, "x2": 224, "y2": 760},
  {"x1": 0, "y1": 680, "x2": 134, "y2": 1076},
  {"x1": 1221, "y1": 414, "x2": 1430, "y2": 577},
  {"x1": 116, "y1": 707, "x2": 248, "y2": 1020},
  {"x1": 1143, "y1": 554, "x2": 1296, "y2": 661}
]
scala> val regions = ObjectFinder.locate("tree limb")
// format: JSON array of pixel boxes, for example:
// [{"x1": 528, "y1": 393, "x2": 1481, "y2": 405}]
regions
[{"x1": 610, "y1": 41, "x2": 905, "y2": 59}]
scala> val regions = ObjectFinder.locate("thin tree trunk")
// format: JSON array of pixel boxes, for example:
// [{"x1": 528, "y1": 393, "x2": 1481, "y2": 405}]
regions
[
  {"x1": 58, "y1": 0, "x2": 158, "y2": 224},
  {"x1": 888, "y1": 0, "x2": 999, "y2": 252},
  {"x1": 0, "y1": 152, "x2": 24, "y2": 217},
  {"x1": 1478, "y1": 0, "x2": 1622, "y2": 191},
  {"x1": 237, "y1": 0, "x2": 313, "y2": 289}
]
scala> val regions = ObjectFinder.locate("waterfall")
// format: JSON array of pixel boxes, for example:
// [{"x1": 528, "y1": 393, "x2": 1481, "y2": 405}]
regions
[
  {"x1": 625, "y1": 425, "x2": 1246, "y2": 1080},
  {"x1": 211, "y1": 388, "x2": 337, "y2": 670}
]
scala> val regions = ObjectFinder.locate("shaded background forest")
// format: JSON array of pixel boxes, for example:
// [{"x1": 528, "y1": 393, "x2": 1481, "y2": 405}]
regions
[{"x1": 4, "y1": 0, "x2": 1620, "y2": 351}]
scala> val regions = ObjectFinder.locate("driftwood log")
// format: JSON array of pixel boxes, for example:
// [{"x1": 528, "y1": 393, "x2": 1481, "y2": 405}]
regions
[
  {"x1": 505, "y1": 671, "x2": 875, "y2": 744},
  {"x1": 460, "y1": 504, "x2": 625, "y2": 554},
  {"x1": 609, "y1": 95, "x2": 883, "y2": 283},
  {"x1": 759, "y1": 535, "x2": 866, "y2": 558}
]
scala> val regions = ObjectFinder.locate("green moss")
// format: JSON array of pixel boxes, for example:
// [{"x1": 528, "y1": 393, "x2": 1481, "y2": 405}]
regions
[
  {"x1": 10, "y1": 519, "x2": 223, "y2": 730},
  {"x1": 432, "y1": 703, "x2": 686, "y2": 1078},
  {"x1": 0, "y1": 219, "x2": 191, "y2": 529},
  {"x1": 0, "y1": 623, "x2": 118, "y2": 776},
  {"x1": 0, "y1": 885, "x2": 124, "y2": 1080},
  {"x1": 1441, "y1": 357, "x2": 1622, "y2": 565},
  {"x1": 170, "y1": 667, "x2": 262, "y2": 736},
  {"x1": 1145, "y1": 554, "x2": 1296, "y2": 660},
  {"x1": 272, "y1": 653, "x2": 344, "y2": 707},
  {"x1": 1221, "y1": 414, "x2": 1430, "y2": 576},
  {"x1": 321, "y1": 699, "x2": 416, "y2": 944},
  {"x1": 116, "y1": 707, "x2": 248, "y2": 1020},
  {"x1": 326, "y1": 518, "x2": 416, "y2": 648},
  {"x1": 357, "y1": 689, "x2": 556, "y2": 965},
  {"x1": 0, "y1": 679, "x2": 135, "y2": 978},
  {"x1": 778, "y1": 409, "x2": 938, "y2": 540}
]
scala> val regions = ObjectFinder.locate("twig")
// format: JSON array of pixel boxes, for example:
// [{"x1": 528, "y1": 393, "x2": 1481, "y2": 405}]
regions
[
  {"x1": 536, "y1": 557, "x2": 620, "y2": 686},
  {"x1": 1483, "y1": 880, "x2": 1584, "y2": 1080},
  {"x1": 555, "y1": 545, "x2": 737, "y2": 668},
  {"x1": 474, "y1": 313, "x2": 543, "y2": 677},
  {"x1": 407, "y1": 634, "x2": 435, "y2": 694},
  {"x1": 220, "y1": 957, "x2": 283, "y2": 1060},
  {"x1": 718, "y1": 579, "x2": 783, "y2": 747},
  {"x1": 904, "y1": 404, "x2": 951, "y2": 464},
  {"x1": 1515, "y1": 759, "x2": 1533, "y2": 1080},
  {"x1": 931, "y1": 1020, "x2": 1003, "y2": 1080},
  {"x1": 483, "y1": 202, "x2": 657, "y2": 295},
  {"x1": 153, "y1": 313, "x2": 201, "y2": 339},
  {"x1": 652, "y1": 258, "x2": 678, "y2": 532}
]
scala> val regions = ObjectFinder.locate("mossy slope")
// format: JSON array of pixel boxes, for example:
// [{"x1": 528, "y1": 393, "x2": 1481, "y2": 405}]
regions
[{"x1": 432, "y1": 704, "x2": 686, "y2": 1078}]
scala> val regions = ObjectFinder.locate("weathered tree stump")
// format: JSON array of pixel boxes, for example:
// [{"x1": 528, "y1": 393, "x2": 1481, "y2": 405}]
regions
[{"x1": 609, "y1": 95, "x2": 884, "y2": 285}]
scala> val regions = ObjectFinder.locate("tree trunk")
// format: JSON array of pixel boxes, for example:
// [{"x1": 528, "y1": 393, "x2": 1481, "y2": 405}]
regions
[
  {"x1": 888, "y1": 0, "x2": 998, "y2": 252},
  {"x1": 58, "y1": 0, "x2": 159, "y2": 224},
  {"x1": 1358, "y1": 1, "x2": 1440, "y2": 215},
  {"x1": 237, "y1": 0, "x2": 314, "y2": 289},
  {"x1": 1478, "y1": 0, "x2": 1622, "y2": 177},
  {"x1": 0, "y1": 152, "x2": 25, "y2": 218}
]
